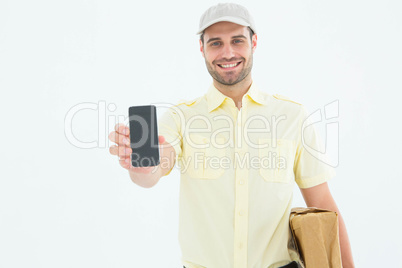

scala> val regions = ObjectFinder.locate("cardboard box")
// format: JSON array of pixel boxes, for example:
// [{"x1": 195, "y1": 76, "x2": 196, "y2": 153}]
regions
[{"x1": 289, "y1": 207, "x2": 342, "y2": 268}]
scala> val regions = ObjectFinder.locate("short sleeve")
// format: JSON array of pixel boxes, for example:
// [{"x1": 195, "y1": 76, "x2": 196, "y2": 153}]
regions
[
  {"x1": 157, "y1": 106, "x2": 183, "y2": 176},
  {"x1": 293, "y1": 106, "x2": 336, "y2": 188}
]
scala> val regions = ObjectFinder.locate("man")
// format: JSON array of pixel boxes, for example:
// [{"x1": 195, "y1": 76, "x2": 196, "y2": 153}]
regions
[{"x1": 109, "y1": 3, "x2": 355, "y2": 268}]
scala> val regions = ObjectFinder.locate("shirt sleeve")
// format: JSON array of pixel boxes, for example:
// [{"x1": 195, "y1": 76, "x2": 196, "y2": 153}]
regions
[
  {"x1": 293, "y1": 105, "x2": 336, "y2": 188},
  {"x1": 157, "y1": 105, "x2": 183, "y2": 176}
]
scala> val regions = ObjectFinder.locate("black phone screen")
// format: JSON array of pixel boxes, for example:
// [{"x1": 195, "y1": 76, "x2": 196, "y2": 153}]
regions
[{"x1": 128, "y1": 105, "x2": 160, "y2": 167}]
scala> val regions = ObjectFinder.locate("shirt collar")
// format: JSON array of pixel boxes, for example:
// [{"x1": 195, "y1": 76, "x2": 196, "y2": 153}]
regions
[{"x1": 206, "y1": 81, "x2": 267, "y2": 113}]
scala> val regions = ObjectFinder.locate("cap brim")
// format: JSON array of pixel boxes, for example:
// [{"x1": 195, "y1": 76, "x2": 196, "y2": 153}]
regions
[{"x1": 196, "y1": 16, "x2": 250, "y2": 35}]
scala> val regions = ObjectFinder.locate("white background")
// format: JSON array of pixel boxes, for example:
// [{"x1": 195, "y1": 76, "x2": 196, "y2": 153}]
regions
[{"x1": 1, "y1": 0, "x2": 401, "y2": 267}]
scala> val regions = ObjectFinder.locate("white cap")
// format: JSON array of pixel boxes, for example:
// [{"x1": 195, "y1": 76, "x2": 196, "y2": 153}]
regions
[{"x1": 196, "y1": 3, "x2": 257, "y2": 35}]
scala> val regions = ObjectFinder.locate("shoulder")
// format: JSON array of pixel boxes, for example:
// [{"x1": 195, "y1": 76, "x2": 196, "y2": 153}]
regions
[
  {"x1": 164, "y1": 96, "x2": 204, "y2": 117},
  {"x1": 176, "y1": 98, "x2": 198, "y2": 106},
  {"x1": 173, "y1": 95, "x2": 205, "y2": 110},
  {"x1": 269, "y1": 93, "x2": 305, "y2": 120},
  {"x1": 175, "y1": 95, "x2": 204, "y2": 106},
  {"x1": 272, "y1": 94, "x2": 302, "y2": 106}
]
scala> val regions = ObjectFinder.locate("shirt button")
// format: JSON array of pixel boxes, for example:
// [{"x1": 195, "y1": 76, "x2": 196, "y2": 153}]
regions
[
  {"x1": 239, "y1": 180, "x2": 244, "y2": 185},
  {"x1": 238, "y1": 242, "x2": 243, "y2": 249},
  {"x1": 239, "y1": 210, "x2": 244, "y2": 216}
]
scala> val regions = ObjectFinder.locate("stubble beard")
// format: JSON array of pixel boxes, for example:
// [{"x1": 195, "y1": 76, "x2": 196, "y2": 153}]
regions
[{"x1": 204, "y1": 51, "x2": 253, "y2": 86}]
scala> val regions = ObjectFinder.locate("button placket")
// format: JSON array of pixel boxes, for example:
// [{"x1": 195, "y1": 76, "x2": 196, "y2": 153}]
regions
[{"x1": 233, "y1": 102, "x2": 248, "y2": 268}]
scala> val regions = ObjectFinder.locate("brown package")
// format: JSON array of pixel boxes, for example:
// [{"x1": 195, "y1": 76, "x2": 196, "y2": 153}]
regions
[{"x1": 289, "y1": 207, "x2": 342, "y2": 268}]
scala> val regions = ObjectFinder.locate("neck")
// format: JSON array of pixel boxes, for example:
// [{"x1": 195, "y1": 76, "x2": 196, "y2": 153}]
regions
[{"x1": 213, "y1": 73, "x2": 252, "y2": 110}]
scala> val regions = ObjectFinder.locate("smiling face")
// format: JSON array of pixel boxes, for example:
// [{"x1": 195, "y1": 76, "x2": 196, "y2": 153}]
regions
[{"x1": 200, "y1": 21, "x2": 257, "y2": 86}]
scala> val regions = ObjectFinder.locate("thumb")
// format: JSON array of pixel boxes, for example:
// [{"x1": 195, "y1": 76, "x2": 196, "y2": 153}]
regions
[{"x1": 158, "y1": 135, "x2": 166, "y2": 144}]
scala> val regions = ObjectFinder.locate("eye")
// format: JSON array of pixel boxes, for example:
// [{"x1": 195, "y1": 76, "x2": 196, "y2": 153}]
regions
[
  {"x1": 233, "y1": 39, "x2": 243, "y2": 44},
  {"x1": 211, "y1": 41, "x2": 220, "y2": 46}
]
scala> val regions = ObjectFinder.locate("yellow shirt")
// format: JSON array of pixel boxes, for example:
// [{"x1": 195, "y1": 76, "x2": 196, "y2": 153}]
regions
[{"x1": 157, "y1": 81, "x2": 336, "y2": 268}]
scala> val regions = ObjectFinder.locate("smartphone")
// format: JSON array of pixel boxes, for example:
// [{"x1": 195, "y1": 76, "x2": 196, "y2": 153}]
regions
[{"x1": 128, "y1": 105, "x2": 160, "y2": 167}]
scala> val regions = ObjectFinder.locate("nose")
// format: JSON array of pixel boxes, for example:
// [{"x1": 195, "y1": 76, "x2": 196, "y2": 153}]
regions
[{"x1": 221, "y1": 43, "x2": 236, "y2": 60}]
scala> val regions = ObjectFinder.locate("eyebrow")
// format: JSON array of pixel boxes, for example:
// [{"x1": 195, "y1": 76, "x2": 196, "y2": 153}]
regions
[{"x1": 206, "y1": 35, "x2": 247, "y2": 44}]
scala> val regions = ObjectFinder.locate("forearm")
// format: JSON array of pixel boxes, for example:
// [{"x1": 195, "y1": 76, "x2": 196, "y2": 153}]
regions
[
  {"x1": 337, "y1": 211, "x2": 355, "y2": 268},
  {"x1": 314, "y1": 201, "x2": 355, "y2": 267},
  {"x1": 316, "y1": 203, "x2": 355, "y2": 267},
  {"x1": 300, "y1": 183, "x2": 355, "y2": 267},
  {"x1": 319, "y1": 201, "x2": 355, "y2": 267}
]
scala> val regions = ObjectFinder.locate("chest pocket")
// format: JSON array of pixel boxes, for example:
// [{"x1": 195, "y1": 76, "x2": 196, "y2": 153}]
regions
[
  {"x1": 258, "y1": 138, "x2": 295, "y2": 183},
  {"x1": 183, "y1": 134, "x2": 226, "y2": 179}
]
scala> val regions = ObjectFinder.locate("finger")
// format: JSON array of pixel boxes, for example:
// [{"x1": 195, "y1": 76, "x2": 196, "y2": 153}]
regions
[
  {"x1": 119, "y1": 135, "x2": 131, "y2": 147},
  {"x1": 109, "y1": 145, "x2": 118, "y2": 156},
  {"x1": 109, "y1": 131, "x2": 131, "y2": 147},
  {"x1": 108, "y1": 131, "x2": 118, "y2": 144},
  {"x1": 118, "y1": 146, "x2": 132, "y2": 158},
  {"x1": 115, "y1": 123, "x2": 130, "y2": 136},
  {"x1": 109, "y1": 145, "x2": 132, "y2": 158},
  {"x1": 109, "y1": 131, "x2": 129, "y2": 146},
  {"x1": 119, "y1": 158, "x2": 131, "y2": 170},
  {"x1": 114, "y1": 123, "x2": 126, "y2": 133},
  {"x1": 158, "y1": 135, "x2": 165, "y2": 144}
]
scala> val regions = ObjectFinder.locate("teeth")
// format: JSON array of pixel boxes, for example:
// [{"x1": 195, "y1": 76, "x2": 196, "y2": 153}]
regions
[{"x1": 220, "y1": 62, "x2": 240, "y2": 68}]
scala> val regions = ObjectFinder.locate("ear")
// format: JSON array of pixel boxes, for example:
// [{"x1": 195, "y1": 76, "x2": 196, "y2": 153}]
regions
[
  {"x1": 251, "y1": 34, "x2": 257, "y2": 53},
  {"x1": 199, "y1": 39, "x2": 205, "y2": 58}
]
